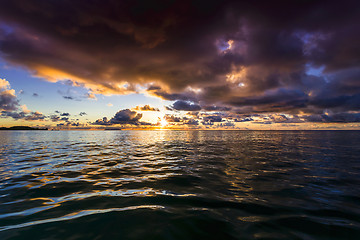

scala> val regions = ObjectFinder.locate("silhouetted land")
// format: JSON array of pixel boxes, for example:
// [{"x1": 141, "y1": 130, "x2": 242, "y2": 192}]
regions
[
  {"x1": 104, "y1": 127, "x2": 122, "y2": 130},
  {"x1": 0, "y1": 126, "x2": 48, "y2": 130}
]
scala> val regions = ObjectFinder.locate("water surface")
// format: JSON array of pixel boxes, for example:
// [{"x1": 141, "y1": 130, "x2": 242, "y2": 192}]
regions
[{"x1": 1, "y1": 130, "x2": 360, "y2": 239}]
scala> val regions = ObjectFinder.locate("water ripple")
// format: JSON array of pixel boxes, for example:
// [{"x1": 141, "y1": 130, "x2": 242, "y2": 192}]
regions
[{"x1": 1, "y1": 130, "x2": 360, "y2": 239}]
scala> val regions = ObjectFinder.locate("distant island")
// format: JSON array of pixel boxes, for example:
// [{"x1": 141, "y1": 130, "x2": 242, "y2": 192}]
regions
[
  {"x1": 104, "y1": 127, "x2": 122, "y2": 130},
  {"x1": 0, "y1": 126, "x2": 48, "y2": 131}
]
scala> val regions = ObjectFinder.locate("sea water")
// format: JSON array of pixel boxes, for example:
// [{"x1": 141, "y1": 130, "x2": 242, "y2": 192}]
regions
[{"x1": 1, "y1": 130, "x2": 360, "y2": 239}]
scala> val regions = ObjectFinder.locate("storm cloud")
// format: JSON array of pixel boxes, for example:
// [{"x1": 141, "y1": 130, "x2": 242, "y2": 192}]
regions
[
  {"x1": 93, "y1": 109, "x2": 146, "y2": 125},
  {"x1": 0, "y1": 0, "x2": 359, "y2": 119},
  {"x1": 172, "y1": 101, "x2": 201, "y2": 111},
  {"x1": 0, "y1": 79, "x2": 19, "y2": 111},
  {"x1": 2, "y1": 110, "x2": 46, "y2": 121}
]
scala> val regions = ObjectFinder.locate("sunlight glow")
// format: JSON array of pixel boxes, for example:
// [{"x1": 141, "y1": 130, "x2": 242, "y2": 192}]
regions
[
  {"x1": 226, "y1": 67, "x2": 247, "y2": 83},
  {"x1": 227, "y1": 40, "x2": 234, "y2": 50},
  {"x1": 160, "y1": 117, "x2": 168, "y2": 127}
]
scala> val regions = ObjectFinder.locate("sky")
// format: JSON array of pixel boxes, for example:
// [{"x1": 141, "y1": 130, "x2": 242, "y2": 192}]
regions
[{"x1": 0, "y1": 0, "x2": 359, "y2": 130}]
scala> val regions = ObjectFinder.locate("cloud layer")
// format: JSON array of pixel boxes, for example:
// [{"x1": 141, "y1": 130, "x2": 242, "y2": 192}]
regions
[
  {"x1": 93, "y1": 109, "x2": 144, "y2": 125},
  {"x1": 0, "y1": 79, "x2": 18, "y2": 111},
  {"x1": 133, "y1": 105, "x2": 159, "y2": 111},
  {"x1": 0, "y1": 0, "x2": 359, "y2": 123}
]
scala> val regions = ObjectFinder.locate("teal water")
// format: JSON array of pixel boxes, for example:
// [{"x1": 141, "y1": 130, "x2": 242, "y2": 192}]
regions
[{"x1": 0, "y1": 130, "x2": 360, "y2": 239}]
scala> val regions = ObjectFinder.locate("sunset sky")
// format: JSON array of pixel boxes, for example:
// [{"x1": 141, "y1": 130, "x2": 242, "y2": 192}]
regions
[{"x1": 0, "y1": 0, "x2": 359, "y2": 130}]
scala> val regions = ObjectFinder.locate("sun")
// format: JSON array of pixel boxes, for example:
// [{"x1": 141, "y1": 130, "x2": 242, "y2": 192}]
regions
[{"x1": 160, "y1": 118, "x2": 168, "y2": 127}]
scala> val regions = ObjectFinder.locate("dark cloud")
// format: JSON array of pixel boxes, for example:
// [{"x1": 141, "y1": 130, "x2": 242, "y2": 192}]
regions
[
  {"x1": 305, "y1": 112, "x2": 360, "y2": 123},
  {"x1": 3, "y1": 109, "x2": 73, "y2": 122},
  {"x1": 150, "y1": 89, "x2": 197, "y2": 102},
  {"x1": 164, "y1": 114, "x2": 199, "y2": 125},
  {"x1": 183, "y1": 118, "x2": 199, "y2": 125},
  {"x1": 203, "y1": 105, "x2": 232, "y2": 112},
  {"x1": 202, "y1": 121, "x2": 214, "y2": 126},
  {"x1": 58, "y1": 89, "x2": 88, "y2": 101},
  {"x1": 164, "y1": 115, "x2": 181, "y2": 123},
  {"x1": 202, "y1": 115, "x2": 222, "y2": 123},
  {"x1": 231, "y1": 112, "x2": 360, "y2": 124},
  {"x1": 0, "y1": 0, "x2": 359, "y2": 118},
  {"x1": 0, "y1": 79, "x2": 19, "y2": 111},
  {"x1": 226, "y1": 88, "x2": 308, "y2": 113},
  {"x1": 93, "y1": 117, "x2": 111, "y2": 126},
  {"x1": 172, "y1": 100, "x2": 201, "y2": 111},
  {"x1": 147, "y1": 85, "x2": 161, "y2": 91},
  {"x1": 32, "y1": 93, "x2": 39, "y2": 97},
  {"x1": 79, "y1": 112, "x2": 87, "y2": 116},
  {"x1": 93, "y1": 109, "x2": 145, "y2": 125},
  {"x1": 0, "y1": 91, "x2": 19, "y2": 111},
  {"x1": 218, "y1": 122, "x2": 235, "y2": 127},
  {"x1": 2, "y1": 111, "x2": 46, "y2": 121},
  {"x1": 110, "y1": 109, "x2": 142, "y2": 124},
  {"x1": 23, "y1": 112, "x2": 46, "y2": 121},
  {"x1": 71, "y1": 122, "x2": 80, "y2": 126},
  {"x1": 56, "y1": 120, "x2": 86, "y2": 128},
  {"x1": 134, "y1": 104, "x2": 159, "y2": 111},
  {"x1": 235, "y1": 117, "x2": 253, "y2": 122},
  {"x1": 63, "y1": 96, "x2": 75, "y2": 100},
  {"x1": 50, "y1": 115, "x2": 60, "y2": 122}
]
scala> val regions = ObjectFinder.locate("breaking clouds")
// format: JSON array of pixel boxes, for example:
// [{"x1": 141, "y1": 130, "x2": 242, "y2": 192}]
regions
[
  {"x1": 133, "y1": 105, "x2": 160, "y2": 111},
  {"x1": 0, "y1": 79, "x2": 19, "y2": 111},
  {"x1": 93, "y1": 109, "x2": 145, "y2": 125},
  {"x1": 0, "y1": 0, "x2": 359, "y2": 124}
]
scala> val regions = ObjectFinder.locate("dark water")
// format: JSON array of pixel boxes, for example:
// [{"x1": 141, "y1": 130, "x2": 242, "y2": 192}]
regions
[{"x1": 1, "y1": 130, "x2": 360, "y2": 239}]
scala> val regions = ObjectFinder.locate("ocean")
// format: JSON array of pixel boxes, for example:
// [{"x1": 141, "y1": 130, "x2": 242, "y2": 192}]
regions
[{"x1": 0, "y1": 130, "x2": 360, "y2": 239}]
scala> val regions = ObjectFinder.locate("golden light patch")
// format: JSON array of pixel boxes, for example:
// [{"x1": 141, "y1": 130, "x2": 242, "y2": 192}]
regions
[
  {"x1": 226, "y1": 67, "x2": 247, "y2": 84},
  {"x1": 32, "y1": 65, "x2": 135, "y2": 95},
  {"x1": 160, "y1": 117, "x2": 168, "y2": 127},
  {"x1": 0, "y1": 78, "x2": 11, "y2": 89},
  {"x1": 227, "y1": 40, "x2": 234, "y2": 50}
]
